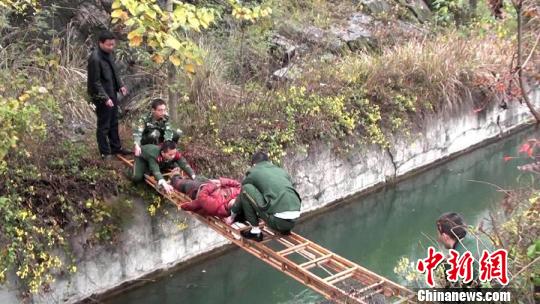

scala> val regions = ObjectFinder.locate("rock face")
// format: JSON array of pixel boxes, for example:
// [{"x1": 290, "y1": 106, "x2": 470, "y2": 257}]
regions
[
  {"x1": 288, "y1": 91, "x2": 539, "y2": 212},
  {"x1": 395, "y1": 0, "x2": 432, "y2": 23},
  {"x1": 330, "y1": 13, "x2": 375, "y2": 52},
  {"x1": 1, "y1": 88, "x2": 537, "y2": 303},
  {"x1": 357, "y1": 0, "x2": 393, "y2": 16}
]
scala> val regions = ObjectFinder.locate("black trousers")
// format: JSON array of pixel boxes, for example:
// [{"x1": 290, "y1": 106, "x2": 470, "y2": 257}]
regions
[{"x1": 95, "y1": 102, "x2": 121, "y2": 155}]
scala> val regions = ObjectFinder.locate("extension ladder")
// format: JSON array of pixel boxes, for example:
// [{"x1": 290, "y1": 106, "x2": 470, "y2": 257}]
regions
[{"x1": 118, "y1": 155, "x2": 417, "y2": 304}]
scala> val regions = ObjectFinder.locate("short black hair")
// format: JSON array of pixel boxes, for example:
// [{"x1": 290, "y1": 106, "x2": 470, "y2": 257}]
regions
[
  {"x1": 437, "y1": 212, "x2": 467, "y2": 241},
  {"x1": 98, "y1": 31, "x2": 116, "y2": 43},
  {"x1": 251, "y1": 151, "x2": 269, "y2": 165},
  {"x1": 161, "y1": 141, "x2": 177, "y2": 153},
  {"x1": 151, "y1": 98, "x2": 167, "y2": 110}
]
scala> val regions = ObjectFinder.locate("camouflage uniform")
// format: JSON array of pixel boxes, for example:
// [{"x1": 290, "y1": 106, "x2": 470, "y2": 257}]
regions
[
  {"x1": 132, "y1": 144, "x2": 194, "y2": 183},
  {"x1": 133, "y1": 112, "x2": 182, "y2": 146}
]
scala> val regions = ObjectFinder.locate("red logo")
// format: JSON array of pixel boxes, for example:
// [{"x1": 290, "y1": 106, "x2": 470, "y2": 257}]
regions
[
  {"x1": 479, "y1": 249, "x2": 509, "y2": 285},
  {"x1": 417, "y1": 248, "x2": 509, "y2": 287},
  {"x1": 446, "y1": 249, "x2": 474, "y2": 284},
  {"x1": 416, "y1": 247, "x2": 445, "y2": 287}
]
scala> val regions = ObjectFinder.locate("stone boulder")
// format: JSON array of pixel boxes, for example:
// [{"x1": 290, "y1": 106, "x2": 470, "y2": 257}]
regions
[
  {"x1": 301, "y1": 25, "x2": 344, "y2": 54},
  {"x1": 272, "y1": 66, "x2": 302, "y2": 82},
  {"x1": 330, "y1": 13, "x2": 376, "y2": 52},
  {"x1": 269, "y1": 34, "x2": 298, "y2": 67},
  {"x1": 395, "y1": 0, "x2": 432, "y2": 23},
  {"x1": 356, "y1": 0, "x2": 393, "y2": 16}
]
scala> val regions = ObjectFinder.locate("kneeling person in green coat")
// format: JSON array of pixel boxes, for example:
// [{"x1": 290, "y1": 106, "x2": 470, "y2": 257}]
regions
[
  {"x1": 132, "y1": 141, "x2": 196, "y2": 194},
  {"x1": 225, "y1": 152, "x2": 301, "y2": 242}
]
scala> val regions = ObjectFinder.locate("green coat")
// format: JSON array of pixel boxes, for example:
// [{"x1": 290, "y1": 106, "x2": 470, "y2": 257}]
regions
[
  {"x1": 133, "y1": 113, "x2": 176, "y2": 146},
  {"x1": 444, "y1": 234, "x2": 491, "y2": 287},
  {"x1": 140, "y1": 144, "x2": 194, "y2": 182},
  {"x1": 454, "y1": 235, "x2": 484, "y2": 282},
  {"x1": 242, "y1": 161, "x2": 301, "y2": 214}
]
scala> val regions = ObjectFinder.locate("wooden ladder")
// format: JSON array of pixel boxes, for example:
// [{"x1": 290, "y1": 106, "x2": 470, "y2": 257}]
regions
[{"x1": 118, "y1": 155, "x2": 417, "y2": 304}]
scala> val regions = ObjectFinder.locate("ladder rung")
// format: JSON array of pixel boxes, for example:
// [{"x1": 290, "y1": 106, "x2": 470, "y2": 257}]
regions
[
  {"x1": 327, "y1": 272, "x2": 356, "y2": 285},
  {"x1": 359, "y1": 288, "x2": 384, "y2": 300},
  {"x1": 278, "y1": 242, "x2": 310, "y2": 256},
  {"x1": 324, "y1": 267, "x2": 357, "y2": 284},
  {"x1": 299, "y1": 253, "x2": 333, "y2": 269},
  {"x1": 353, "y1": 280, "x2": 384, "y2": 296}
]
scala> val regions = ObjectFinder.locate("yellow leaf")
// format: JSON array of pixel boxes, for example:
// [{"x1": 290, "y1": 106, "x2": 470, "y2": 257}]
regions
[
  {"x1": 152, "y1": 54, "x2": 165, "y2": 64},
  {"x1": 125, "y1": 0, "x2": 138, "y2": 15},
  {"x1": 18, "y1": 93, "x2": 30, "y2": 102},
  {"x1": 129, "y1": 35, "x2": 143, "y2": 47},
  {"x1": 148, "y1": 39, "x2": 159, "y2": 48},
  {"x1": 188, "y1": 16, "x2": 200, "y2": 30},
  {"x1": 127, "y1": 29, "x2": 140, "y2": 39},
  {"x1": 169, "y1": 55, "x2": 182, "y2": 66},
  {"x1": 144, "y1": 8, "x2": 157, "y2": 19},
  {"x1": 165, "y1": 35, "x2": 182, "y2": 51},
  {"x1": 111, "y1": 9, "x2": 125, "y2": 19},
  {"x1": 198, "y1": 11, "x2": 214, "y2": 28},
  {"x1": 184, "y1": 64, "x2": 196, "y2": 74},
  {"x1": 112, "y1": 0, "x2": 121, "y2": 9}
]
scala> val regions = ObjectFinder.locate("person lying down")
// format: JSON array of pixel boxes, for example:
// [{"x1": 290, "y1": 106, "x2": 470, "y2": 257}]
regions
[{"x1": 171, "y1": 176, "x2": 241, "y2": 218}]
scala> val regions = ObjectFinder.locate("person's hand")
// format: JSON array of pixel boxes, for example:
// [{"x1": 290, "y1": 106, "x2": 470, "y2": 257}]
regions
[
  {"x1": 162, "y1": 182, "x2": 174, "y2": 194},
  {"x1": 170, "y1": 167, "x2": 181, "y2": 175},
  {"x1": 224, "y1": 216, "x2": 235, "y2": 225},
  {"x1": 105, "y1": 99, "x2": 114, "y2": 108},
  {"x1": 120, "y1": 86, "x2": 128, "y2": 96},
  {"x1": 134, "y1": 144, "x2": 141, "y2": 157}
]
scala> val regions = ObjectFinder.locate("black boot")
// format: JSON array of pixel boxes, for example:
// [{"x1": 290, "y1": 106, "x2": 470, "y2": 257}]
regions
[{"x1": 241, "y1": 230, "x2": 263, "y2": 242}]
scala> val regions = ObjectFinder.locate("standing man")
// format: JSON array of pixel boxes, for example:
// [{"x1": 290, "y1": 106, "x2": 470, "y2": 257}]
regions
[
  {"x1": 87, "y1": 30, "x2": 131, "y2": 160},
  {"x1": 132, "y1": 98, "x2": 183, "y2": 157},
  {"x1": 225, "y1": 152, "x2": 302, "y2": 242}
]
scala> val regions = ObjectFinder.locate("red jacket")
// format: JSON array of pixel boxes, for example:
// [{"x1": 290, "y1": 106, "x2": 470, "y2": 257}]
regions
[{"x1": 181, "y1": 178, "x2": 241, "y2": 217}]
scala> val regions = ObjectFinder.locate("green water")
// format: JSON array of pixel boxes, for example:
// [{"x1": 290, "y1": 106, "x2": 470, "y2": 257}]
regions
[{"x1": 105, "y1": 129, "x2": 536, "y2": 304}]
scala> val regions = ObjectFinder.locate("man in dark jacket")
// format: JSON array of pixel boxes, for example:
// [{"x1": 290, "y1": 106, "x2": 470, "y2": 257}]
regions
[
  {"x1": 87, "y1": 30, "x2": 130, "y2": 160},
  {"x1": 225, "y1": 152, "x2": 302, "y2": 241}
]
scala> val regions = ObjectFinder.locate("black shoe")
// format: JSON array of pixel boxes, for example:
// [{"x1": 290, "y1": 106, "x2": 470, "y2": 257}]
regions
[
  {"x1": 241, "y1": 230, "x2": 263, "y2": 242},
  {"x1": 113, "y1": 148, "x2": 133, "y2": 155}
]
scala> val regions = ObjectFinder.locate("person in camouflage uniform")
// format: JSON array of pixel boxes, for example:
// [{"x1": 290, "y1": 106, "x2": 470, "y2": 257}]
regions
[
  {"x1": 133, "y1": 98, "x2": 182, "y2": 157},
  {"x1": 131, "y1": 141, "x2": 196, "y2": 194}
]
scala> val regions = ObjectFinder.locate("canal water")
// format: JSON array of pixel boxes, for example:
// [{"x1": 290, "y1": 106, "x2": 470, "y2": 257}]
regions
[{"x1": 105, "y1": 128, "x2": 535, "y2": 304}]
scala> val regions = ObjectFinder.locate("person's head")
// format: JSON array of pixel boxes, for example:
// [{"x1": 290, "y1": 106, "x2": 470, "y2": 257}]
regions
[
  {"x1": 151, "y1": 98, "x2": 167, "y2": 120},
  {"x1": 251, "y1": 151, "x2": 269, "y2": 166},
  {"x1": 98, "y1": 31, "x2": 117, "y2": 54},
  {"x1": 436, "y1": 212, "x2": 467, "y2": 249},
  {"x1": 160, "y1": 141, "x2": 177, "y2": 161}
]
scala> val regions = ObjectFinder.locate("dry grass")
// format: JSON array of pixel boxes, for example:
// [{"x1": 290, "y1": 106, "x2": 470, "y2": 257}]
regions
[
  {"x1": 333, "y1": 30, "x2": 513, "y2": 110},
  {"x1": 0, "y1": 23, "x2": 95, "y2": 125}
]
